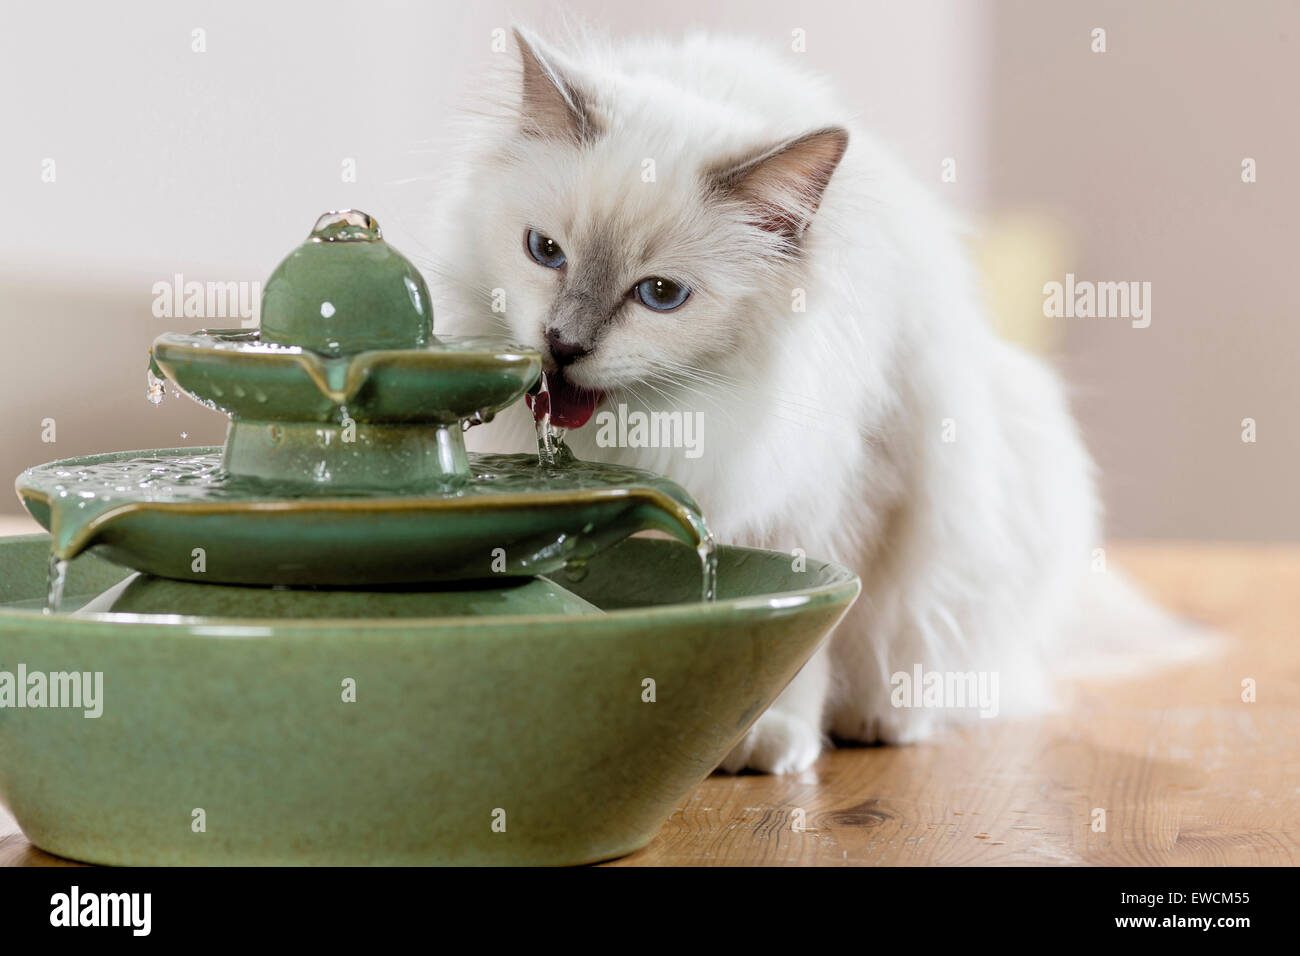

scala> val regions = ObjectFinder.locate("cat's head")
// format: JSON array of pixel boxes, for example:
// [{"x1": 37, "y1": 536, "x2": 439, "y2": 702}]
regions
[{"x1": 467, "y1": 28, "x2": 848, "y2": 427}]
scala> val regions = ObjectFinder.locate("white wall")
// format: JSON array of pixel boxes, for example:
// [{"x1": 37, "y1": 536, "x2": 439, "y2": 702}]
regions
[
  {"x1": 987, "y1": 0, "x2": 1300, "y2": 540},
  {"x1": 1, "y1": 0, "x2": 986, "y2": 282}
]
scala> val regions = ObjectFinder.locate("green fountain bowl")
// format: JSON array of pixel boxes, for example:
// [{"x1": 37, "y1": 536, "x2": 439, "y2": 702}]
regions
[{"x1": 0, "y1": 533, "x2": 859, "y2": 866}]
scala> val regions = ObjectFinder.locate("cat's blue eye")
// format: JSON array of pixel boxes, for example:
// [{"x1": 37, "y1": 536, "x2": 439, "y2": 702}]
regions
[
  {"x1": 633, "y1": 277, "x2": 690, "y2": 312},
  {"x1": 525, "y1": 229, "x2": 566, "y2": 269}
]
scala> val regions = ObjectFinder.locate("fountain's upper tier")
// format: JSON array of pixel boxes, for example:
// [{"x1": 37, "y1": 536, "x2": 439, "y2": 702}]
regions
[
  {"x1": 261, "y1": 210, "x2": 432, "y2": 354},
  {"x1": 151, "y1": 330, "x2": 540, "y2": 427},
  {"x1": 147, "y1": 210, "x2": 543, "y2": 488}
]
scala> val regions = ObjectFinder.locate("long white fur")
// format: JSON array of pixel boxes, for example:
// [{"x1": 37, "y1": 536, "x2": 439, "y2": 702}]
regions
[{"x1": 423, "y1": 28, "x2": 1171, "y2": 773}]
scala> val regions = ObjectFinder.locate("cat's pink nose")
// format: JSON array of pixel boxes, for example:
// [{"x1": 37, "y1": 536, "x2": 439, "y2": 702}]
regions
[{"x1": 544, "y1": 329, "x2": 589, "y2": 366}]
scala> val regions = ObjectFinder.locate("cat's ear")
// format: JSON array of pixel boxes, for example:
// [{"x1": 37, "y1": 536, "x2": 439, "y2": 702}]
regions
[
  {"x1": 513, "y1": 27, "x2": 597, "y2": 143},
  {"x1": 709, "y1": 127, "x2": 849, "y2": 240}
]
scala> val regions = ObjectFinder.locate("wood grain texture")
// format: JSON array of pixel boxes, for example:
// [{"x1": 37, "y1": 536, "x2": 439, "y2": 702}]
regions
[{"x1": 3, "y1": 543, "x2": 1297, "y2": 867}]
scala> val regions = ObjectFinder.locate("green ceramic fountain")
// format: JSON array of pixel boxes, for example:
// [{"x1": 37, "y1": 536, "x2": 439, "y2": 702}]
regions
[{"x1": 0, "y1": 210, "x2": 859, "y2": 866}]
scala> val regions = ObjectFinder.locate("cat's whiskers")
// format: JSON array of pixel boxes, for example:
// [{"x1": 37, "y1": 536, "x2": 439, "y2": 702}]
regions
[
  {"x1": 636, "y1": 362, "x2": 742, "y2": 428},
  {"x1": 653, "y1": 361, "x2": 847, "y2": 434},
  {"x1": 654, "y1": 358, "x2": 854, "y2": 433},
  {"x1": 414, "y1": 257, "x2": 515, "y2": 337}
]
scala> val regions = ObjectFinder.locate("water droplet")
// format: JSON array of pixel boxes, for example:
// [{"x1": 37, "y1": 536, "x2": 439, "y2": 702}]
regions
[
  {"x1": 698, "y1": 536, "x2": 718, "y2": 603},
  {"x1": 146, "y1": 368, "x2": 166, "y2": 405}
]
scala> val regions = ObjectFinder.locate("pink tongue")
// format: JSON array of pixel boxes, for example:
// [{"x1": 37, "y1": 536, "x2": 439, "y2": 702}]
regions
[{"x1": 538, "y1": 373, "x2": 601, "y2": 429}]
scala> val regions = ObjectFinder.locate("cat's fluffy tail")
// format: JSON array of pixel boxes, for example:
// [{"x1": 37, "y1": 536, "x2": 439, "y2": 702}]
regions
[{"x1": 1054, "y1": 566, "x2": 1224, "y2": 681}]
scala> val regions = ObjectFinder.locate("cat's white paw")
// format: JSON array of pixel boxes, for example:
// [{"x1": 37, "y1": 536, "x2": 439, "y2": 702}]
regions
[
  {"x1": 718, "y1": 709, "x2": 824, "y2": 774},
  {"x1": 829, "y1": 700, "x2": 940, "y2": 745}
]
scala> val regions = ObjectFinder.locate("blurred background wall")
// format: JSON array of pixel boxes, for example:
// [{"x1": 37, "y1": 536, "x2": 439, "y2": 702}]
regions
[{"x1": 1, "y1": 0, "x2": 1295, "y2": 539}]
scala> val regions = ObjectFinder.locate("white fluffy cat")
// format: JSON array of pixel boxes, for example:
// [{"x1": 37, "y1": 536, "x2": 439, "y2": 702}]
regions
[{"x1": 425, "y1": 27, "x2": 1107, "y2": 774}]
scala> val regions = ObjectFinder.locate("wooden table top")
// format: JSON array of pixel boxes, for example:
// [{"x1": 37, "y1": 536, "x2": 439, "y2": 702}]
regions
[{"x1": 3, "y1": 541, "x2": 1296, "y2": 867}]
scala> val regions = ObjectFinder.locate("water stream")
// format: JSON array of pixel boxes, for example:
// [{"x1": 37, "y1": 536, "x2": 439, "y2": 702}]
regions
[
  {"x1": 528, "y1": 372, "x2": 716, "y2": 602},
  {"x1": 44, "y1": 554, "x2": 69, "y2": 615}
]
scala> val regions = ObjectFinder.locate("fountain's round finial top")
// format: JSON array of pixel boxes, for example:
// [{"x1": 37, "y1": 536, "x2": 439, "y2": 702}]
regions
[
  {"x1": 260, "y1": 209, "x2": 432, "y2": 355},
  {"x1": 309, "y1": 209, "x2": 382, "y2": 242}
]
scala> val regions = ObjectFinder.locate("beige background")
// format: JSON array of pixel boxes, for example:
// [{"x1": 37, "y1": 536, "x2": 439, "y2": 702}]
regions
[{"x1": 1, "y1": 0, "x2": 1295, "y2": 539}]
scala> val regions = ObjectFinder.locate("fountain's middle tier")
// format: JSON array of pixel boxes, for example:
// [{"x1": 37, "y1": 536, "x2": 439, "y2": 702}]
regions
[{"x1": 17, "y1": 447, "x2": 713, "y2": 588}]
